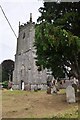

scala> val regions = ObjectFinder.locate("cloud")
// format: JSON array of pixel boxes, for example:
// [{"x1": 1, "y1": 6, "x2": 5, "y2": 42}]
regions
[{"x1": 0, "y1": 0, "x2": 40, "y2": 3}]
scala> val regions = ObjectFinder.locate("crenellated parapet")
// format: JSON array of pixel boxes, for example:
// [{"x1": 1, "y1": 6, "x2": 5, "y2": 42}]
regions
[{"x1": 18, "y1": 13, "x2": 35, "y2": 33}]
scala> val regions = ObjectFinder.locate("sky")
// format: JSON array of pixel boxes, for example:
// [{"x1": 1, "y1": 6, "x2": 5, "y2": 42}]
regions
[{"x1": 0, "y1": 0, "x2": 43, "y2": 64}]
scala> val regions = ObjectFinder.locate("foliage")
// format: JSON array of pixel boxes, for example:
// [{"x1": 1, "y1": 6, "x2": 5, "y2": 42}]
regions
[
  {"x1": 35, "y1": 2, "x2": 80, "y2": 80},
  {"x1": 38, "y1": 2, "x2": 80, "y2": 37},
  {"x1": 2, "y1": 81, "x2": 8, "y2": 88},
  {"x1": 35, "y1": 22, "x2": 80, "y2": 79},
  {"x1": 1, "y1": 59, "x2": 14, "y2": 82}
]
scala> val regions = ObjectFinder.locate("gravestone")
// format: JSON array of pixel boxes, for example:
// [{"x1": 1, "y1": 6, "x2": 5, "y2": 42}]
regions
[
  {"x1": 66, "y1": 85, "x2": 76, "y2": 103},
  {"x1": 34, "y1": 84, "x2": 38, "y2": 92},
  {"x1": 24, "y1": 84, "x2": 31, "y2": 91},
  {"x1": 51, "y1": 85, "x2": 57, "y2": 94},
  {"x1": 31, "y1": 85, "x2": 35, "y2": 91},
  {"x1": 8, "y1": 81, "x2": 13, "y2": 89},
  {"x1": 47, "y1": 87, "x2": 51, "y2": 94}
]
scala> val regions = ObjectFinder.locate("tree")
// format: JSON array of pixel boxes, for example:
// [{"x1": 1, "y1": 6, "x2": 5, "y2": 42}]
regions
[
  {"x1": 1, "y1": 59, "x2": 14, "y2": 82},
  {"x1": 35, "y1": 2, "x2": 80, "y2": 83},
  {"x1": 38, "y1": 2, "x2": 80, "y2": 37}
]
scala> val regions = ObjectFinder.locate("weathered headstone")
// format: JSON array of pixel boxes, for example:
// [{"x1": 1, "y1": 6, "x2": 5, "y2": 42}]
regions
[
  {"x1": 47, "y1": 87, "x2": 51, "y2": 94},
  {"x1": 34, "y1": 84, "x2": 38, "y2": 92},
  {"x1": 31, "y1": 85, "x2": 35, "y2": 91},
  {"x1": 8, "y1": 81, "x2": 13, "y2": 89},
  {"x1": 51, "y1": 85, "x2": 57, "y2": 94},
  {"x1": 66, "y1": 85, "x2": 76, "y2": 103},
  {"x1": 24, "y1": 84, "x2": 31, "y2": 91}
]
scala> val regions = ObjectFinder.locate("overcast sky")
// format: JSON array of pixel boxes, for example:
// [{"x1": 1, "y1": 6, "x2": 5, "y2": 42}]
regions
[{"x1": 0, "y1": 0, "x2": 43, "y2": 63}]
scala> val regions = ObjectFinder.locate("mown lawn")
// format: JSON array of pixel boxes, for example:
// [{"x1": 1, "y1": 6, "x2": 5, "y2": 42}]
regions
[{"x1": 2, "y1": 89, "x2": 79, "y2": 119}]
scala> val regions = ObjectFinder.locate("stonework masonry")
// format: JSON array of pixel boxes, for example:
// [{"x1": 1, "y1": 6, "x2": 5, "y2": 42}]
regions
[{"x1": 13, "y1": 15, "x2": 47, "y2": 90}]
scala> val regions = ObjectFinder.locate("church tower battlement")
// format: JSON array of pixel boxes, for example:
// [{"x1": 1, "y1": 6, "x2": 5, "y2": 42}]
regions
[{"x1": 13, "y1": 14, "x2": 47, "y2": 90}]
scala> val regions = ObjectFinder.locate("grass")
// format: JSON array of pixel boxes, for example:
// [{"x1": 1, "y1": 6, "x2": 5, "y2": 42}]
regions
[
  {"x1": 2, "y1": 89, "x2": 79, "y2": 118},
  {"x1": 52, "y1": 109, "x2": 78, "y2": 118}
]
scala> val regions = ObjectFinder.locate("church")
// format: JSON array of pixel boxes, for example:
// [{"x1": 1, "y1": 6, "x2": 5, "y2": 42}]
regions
[{"x1": 12, "y1": 14, "x2": 47, "y2": 90}]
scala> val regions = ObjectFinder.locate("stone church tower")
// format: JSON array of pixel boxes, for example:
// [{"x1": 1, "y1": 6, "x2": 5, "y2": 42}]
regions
[{"x1": 13, "y1": 14, "x2": 47, "y2": 90}]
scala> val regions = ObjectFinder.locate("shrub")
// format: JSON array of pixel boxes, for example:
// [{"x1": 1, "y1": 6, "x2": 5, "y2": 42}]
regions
[{"x1": 2, "y1": 81, "x2": 8, "y2": 88}]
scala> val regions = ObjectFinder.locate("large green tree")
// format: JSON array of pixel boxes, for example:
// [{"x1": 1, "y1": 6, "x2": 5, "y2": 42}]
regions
[
  {"x1": 35, "y1": 2, "x2": 80, "y2": 83},
  {"x1": 1, "y1": 59, "x2": 14, "y2": 82},
  {"x1": 38, "y1": 2, "x2": 80, "y2": 37}
]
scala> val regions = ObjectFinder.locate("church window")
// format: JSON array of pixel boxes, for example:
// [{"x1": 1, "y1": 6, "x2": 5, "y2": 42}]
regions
[{"x1": 23, "y1": 32, "x2": 25, "y2": 39}]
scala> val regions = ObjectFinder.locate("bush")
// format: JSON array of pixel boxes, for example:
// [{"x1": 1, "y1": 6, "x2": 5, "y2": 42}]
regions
[{"x1": 2, "y1": 81, "x2": 8, "y2": 88}]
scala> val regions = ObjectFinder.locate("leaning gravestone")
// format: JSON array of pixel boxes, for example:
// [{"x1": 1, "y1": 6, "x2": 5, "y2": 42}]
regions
[{"x1": 66, "y1": 85, "x2": 76, "y2": 103}]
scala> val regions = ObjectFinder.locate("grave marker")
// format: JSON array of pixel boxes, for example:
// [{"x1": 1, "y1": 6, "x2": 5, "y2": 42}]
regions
[{"x1": 66, "y1": 85, "x2": 76, "y2": 103}]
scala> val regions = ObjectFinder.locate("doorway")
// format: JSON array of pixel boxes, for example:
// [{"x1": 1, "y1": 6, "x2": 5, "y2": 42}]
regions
[{"x1": 21, "y1": 80, "x2": 24, "y2": 90}]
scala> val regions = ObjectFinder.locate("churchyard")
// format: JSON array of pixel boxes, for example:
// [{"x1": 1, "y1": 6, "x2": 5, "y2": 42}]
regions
[{"x1": 2, "y1": 89, "x2": 79, "y2": 118}]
